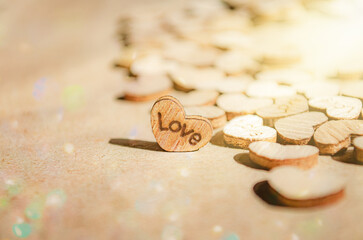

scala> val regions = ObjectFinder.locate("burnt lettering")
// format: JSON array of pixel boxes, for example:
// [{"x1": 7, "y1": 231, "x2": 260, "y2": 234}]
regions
[
  {"x1": 157, "y1": 113, "x2": 203, "y2": 145},
  {"x1": 158, "y1": 112, "x2": 168, "y2": 131},
  {"x1": 180, "y1": 123, "x2": 194, "y2": 137},
  {"x1": 169, "y1": 121, "x2": 182, "y2": 132},
  {"x1": 189, "y1": 133, "x2": 201, "y2": 145}
]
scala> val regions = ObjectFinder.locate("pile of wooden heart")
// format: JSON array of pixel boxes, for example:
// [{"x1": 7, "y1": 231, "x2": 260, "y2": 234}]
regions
[
  {"x1": 114, "y1": 0, "x2": 363, "y2": 208},
  {"x1": 150, "y1": 94, "x2": 362, "y2": 207},
  {"x1": 114, "y1": 0, "x2": 363, "y2": 105}
]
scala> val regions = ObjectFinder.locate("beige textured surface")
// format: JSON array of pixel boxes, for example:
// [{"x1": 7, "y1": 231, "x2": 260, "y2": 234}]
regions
[{"x1": 2, "y1": 0, "x2": 363, "y2": 240}]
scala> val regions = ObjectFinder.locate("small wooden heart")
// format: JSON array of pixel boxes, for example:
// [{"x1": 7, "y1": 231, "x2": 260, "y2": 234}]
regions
[
  {"x1": 223, "y1": 115, "x2": 276, "y2": 149},
  {"x1": 249, "y1": 141, "x2": 319, "y2": 169},
  {"x1": 274, "y1": 112, "x2": 328, "y2": 145},
  {"x1": 256, "y1": 95, "x2": 308, "y2": 127},
  {"x1": 314, "y1": 120, "x2": 363, "y2": 155},
  {"x1": 150, "y1": 96, "x2": 213, "y2": 152},
  {"x1": 217, "y1": 93, "x2": 273, "y2": 120},
  {"x1": 268, "y1": 166, "x2": 346, "y2": 207},
  {"x1": 309, "y1": 96, "x2": 362, "y2": 120}
]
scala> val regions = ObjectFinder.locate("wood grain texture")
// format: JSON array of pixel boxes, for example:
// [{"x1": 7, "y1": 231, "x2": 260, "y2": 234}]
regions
[
  {"x1": 223, "y1": 115, "x2": 277, "y2": 149},
  {"x1": 314, "y1": 120, "x2": 363, "y2": 155},
  {"x1": 256, "y1": 95, "x2": 309, "y2": 126},
  {"x1": 274, "y1": 111, "x2": 328, "y2": 144},
  {"x1": 309, "y1": 96, "x2": 362, "y2": 120},
  {"x1": 150, "y1": 95, "x2": 213, "y2": 151},
  {"x1": 249, "y1": 142, "x2": 319, "y2": 169},
  {"x1": 217, "y1": 93, "x2": 273, "y2": 120}
]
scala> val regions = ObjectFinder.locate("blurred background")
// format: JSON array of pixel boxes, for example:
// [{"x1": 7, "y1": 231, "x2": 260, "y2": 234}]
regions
[{"x1": 1, "y1": 0, "x2": 363, "y2": 239}]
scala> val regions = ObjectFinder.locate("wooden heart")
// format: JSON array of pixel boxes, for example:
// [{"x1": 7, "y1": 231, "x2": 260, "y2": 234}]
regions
[
  {"x1": 274, "y1": 112, "x2": 328, "y2": 145},
  {"x1": 150, "y1": 96, "x2": 213, "y2": 152},
  {"x1": 309, "y1": 96, "x2": 362, "y2": 120},
  {"x1": 256, "y1": 95, "x2": 308, "y2": 127},
  {"x1": 223, "y1": 115, "x2": 276, "y2": 149},
  {"x1": 249, "y1": 141, "x2": 319, "y2": 169},
  {"x1": 268, "y1": 166, "x2": 346, "y2": 207},
  {"x1": 172, "y1": 90, "x2": 219, "y2": 107},
  {"x1": 217, "y1": 93, "x2": 273, "y2": 120},
  {"x1": 168, "y1": 65, "x2": 225, "y2": 92},
  {"x1": 314, "y1": 120, "x2": 363, "y2": 155},
  {"x1": 255, "y1": 69, "x2": 313, "y2": 86},
  {"x1": 123, "y1": 74, "x2": 172, "y2": 102},
  {"x1": 215, "y1": 50, "x2": 259, "y2": 75},
  {"x1": 246, "y1": 81, "x2": 296, "y2": 99},
  {"x1": 296, "y1": 81, "x2": 340, "y2": 99}
]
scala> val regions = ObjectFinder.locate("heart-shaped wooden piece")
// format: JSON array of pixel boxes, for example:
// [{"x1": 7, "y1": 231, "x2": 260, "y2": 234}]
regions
[
  {"x1": 172, "y1": 90, "x2": 219, "y2": 107},
  {"x1": 217, "y1": 93, "x2": 273, "y2": 120},
  {"x1": 223, "y1": 115, "x2": 276, "y2": 149},
  {"x1": 256, "y1": 95, "x2": 308, "y2": 127},
  {"x1": 314, "y1": 120, "x2": 363, "y2": 155},
  {"x1": 274, "y1": 112, "x2": 328, "y2": 145},
  {"x1": 249, "y1": 141, "x2": 319, "y2": 169},
  {"x1": 267, "y1": 166, "x2": 346, "y2": 207},
  {"x1": 168, "y1": 65, "x2": 225, "y2": 92},
  {"x1": 246, "y1": 81, "x2": 296, "y2": 99},
  {"x1": 215, "y1": 50, "x2": 259, "y2": 75},
  {"x1": 150, "y1": 96, "x2": 213, "y2": 152},
  {"x1": 296, "y1": 81, "x2": 340, "y2": 99},
  {"x1": 309, "y1": 96, "x2": 362, "y2": 120},
  {"x1": 123, "y1": 74, "x2": 172, "y2": 102}
]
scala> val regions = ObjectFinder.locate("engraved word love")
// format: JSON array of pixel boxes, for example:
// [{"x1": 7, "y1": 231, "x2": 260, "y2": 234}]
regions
[
  {"x1": 157, "y1": 112, "x2": 202, "y2": 145},
  {"x1": 151, "y1": 96, "x2": 213, "y2": 152}
]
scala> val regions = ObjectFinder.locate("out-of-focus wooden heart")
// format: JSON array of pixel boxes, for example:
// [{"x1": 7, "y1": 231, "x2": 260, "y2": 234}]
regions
[
  {"x1": 267, "y1": 166, "x2": 346, "y2": 207},
  {"x1": 256, "y1": 95, "x2": 308, "y2": 127}
]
